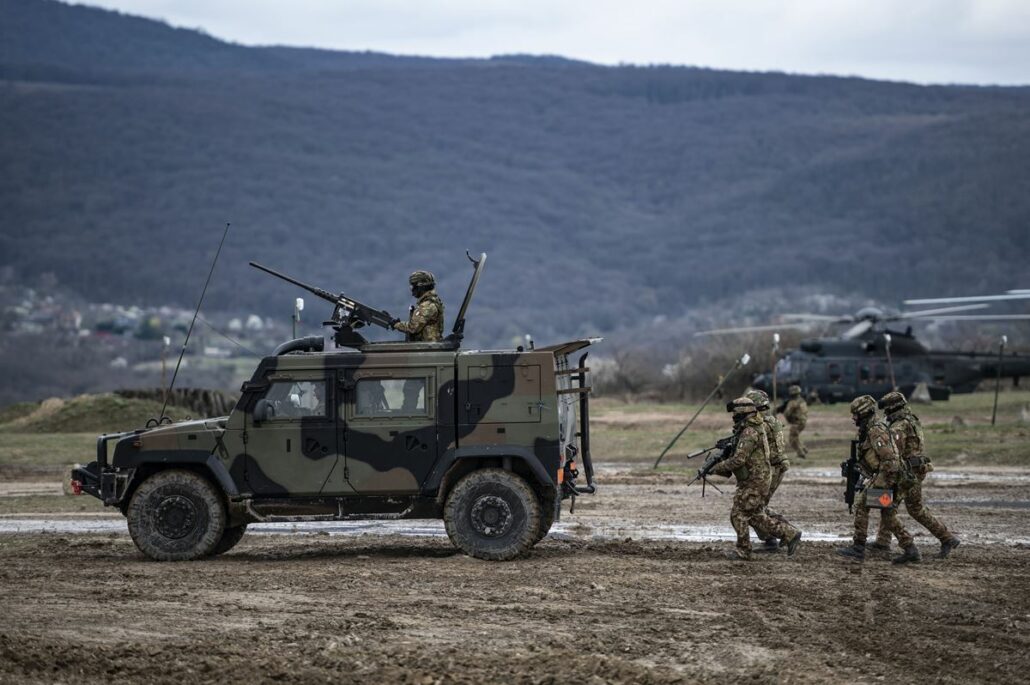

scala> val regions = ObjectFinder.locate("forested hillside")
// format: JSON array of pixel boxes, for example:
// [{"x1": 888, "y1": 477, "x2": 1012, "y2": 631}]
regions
[{"x1": 2, "y1": 0, "x2": 1029, "y2": 347}]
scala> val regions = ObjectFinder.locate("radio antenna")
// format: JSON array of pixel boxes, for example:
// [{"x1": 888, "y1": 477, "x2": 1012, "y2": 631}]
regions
[{"x1": 158, "y1": 222, "x2": 232, "y2": 422}]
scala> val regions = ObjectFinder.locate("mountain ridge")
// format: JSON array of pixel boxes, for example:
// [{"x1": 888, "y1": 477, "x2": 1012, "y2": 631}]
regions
[{"x1": 2, "y1": 0, "x2": 1028, "y2": 347}]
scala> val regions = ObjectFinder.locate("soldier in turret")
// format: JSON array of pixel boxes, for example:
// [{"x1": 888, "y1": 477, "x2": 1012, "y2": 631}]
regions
[
  {"x1": 392, "y1": 270, "x2": 444, "y2": 343},
  {"x1": 869, "y1": 391, "x2": 960, "y2": 559},
  {"x1": 837, "y1": 395, "x2": 920, "y2": 564},
  {"x1": 708, "y1": 397, "x2": 802, "y2": 561},
  {"x1": 781, "y1": 384, "x2": 809, "y2": 459}
]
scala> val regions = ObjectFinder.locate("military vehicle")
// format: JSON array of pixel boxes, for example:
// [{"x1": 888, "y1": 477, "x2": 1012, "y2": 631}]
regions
[
  {"x1": 72, "y1": 254, "x2": 600, "y2": 561},
  {"x1": 698, "y1": 305, "x2": 1030, "y2": 403}
]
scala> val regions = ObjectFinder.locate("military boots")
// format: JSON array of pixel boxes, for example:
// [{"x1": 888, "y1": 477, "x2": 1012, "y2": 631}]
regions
[
  {"x1": 837, "y1": 544, "x2": 865, "y2": 561},
  {"x1": 939, "y1": 537, "x2": 961, "y2": 559},
  {"x1": 892, "y1": 545, "x2": 922, "y2": 564}
]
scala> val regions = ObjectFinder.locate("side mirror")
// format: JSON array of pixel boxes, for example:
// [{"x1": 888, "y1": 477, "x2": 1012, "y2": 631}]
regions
[{"x1": 253, "y1": 398, "x2": 274, "y2": 424}]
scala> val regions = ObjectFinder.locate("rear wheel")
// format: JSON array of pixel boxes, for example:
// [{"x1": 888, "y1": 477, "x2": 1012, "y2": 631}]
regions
[
  {"x1": 126, "y1": 470, "x2": 226, "y2": 561},
  {"x1": 210, "y1": 524, "x2": 248, "y2": 556},
  {"x1": 444, "y1": 468, "x2": 541, "y2": 561}
]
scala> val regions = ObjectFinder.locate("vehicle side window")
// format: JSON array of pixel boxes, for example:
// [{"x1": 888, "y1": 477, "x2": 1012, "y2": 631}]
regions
[
  {"x1": 859, "y1": 365, "x2": 871, "y2": 382},
  {"x1": 356, "y1": 378, "x2": 427, "y2": 417},
  {"x1": 829, "y1": 363, "x2": 842, "y2": 383},
  {"x1": 263, "y1": 380, "x2": 328, "y2": 420}
]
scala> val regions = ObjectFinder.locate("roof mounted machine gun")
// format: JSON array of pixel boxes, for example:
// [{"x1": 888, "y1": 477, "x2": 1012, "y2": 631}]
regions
[{"x1": 249, "y1": 262, "x2": 399, "y2": 349}]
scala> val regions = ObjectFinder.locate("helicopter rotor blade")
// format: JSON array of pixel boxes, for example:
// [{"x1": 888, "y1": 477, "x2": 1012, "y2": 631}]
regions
[
  {"x1": 841, "y1": 320, "x2": 874, "y2": 339},
  {"x1": 904, "y1": 294, "x2": 1030, "y2": 305},
  {"x1": 894, "y1": 304, "x2": 990, "y2": 319},
  {"x1": 780, "y1": 313, "x2": 853, "y2": 323},
  {"x1": 693, "y1": 323, "x2": 815, "y2": 337},
  {"x1": 917, "y1": 315, "x2": 1030, "y2": 321}
]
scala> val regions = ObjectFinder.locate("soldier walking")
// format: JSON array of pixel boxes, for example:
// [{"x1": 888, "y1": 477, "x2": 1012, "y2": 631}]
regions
[
  {"x1": 706, "y1": 397, "x2": 802, "y2": 561},
  {"x1": 869, "y1": 391, "x2": 960, "y2": 559},
  {"x1": 747, "y1": 389, "x2": 791, "y2": 551},
  {"x1": 781, "y1": 385, "x2": 809, "y2": 459},
  {"x1": 837, "y1": 395, "x2": 920, "y2": 564}
]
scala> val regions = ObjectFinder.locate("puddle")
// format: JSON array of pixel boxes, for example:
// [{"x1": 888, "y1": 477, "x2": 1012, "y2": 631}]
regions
[
  {"x1": 0, "y1": 517, "x2": 1009, "y2": 547},
  {"x1": 928, "y1": 499, "x2": 1030, "y2": 509}
]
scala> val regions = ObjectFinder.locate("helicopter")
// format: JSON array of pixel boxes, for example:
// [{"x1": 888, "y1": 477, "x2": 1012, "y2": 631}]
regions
[{"x1": 696, "y1": 297, "x2": 1030, "y2": 403}]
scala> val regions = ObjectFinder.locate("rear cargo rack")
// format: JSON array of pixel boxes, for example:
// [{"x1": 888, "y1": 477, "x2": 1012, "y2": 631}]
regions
[{"x1": 569, "y1": 352, "x2": 596, "y2": 494}]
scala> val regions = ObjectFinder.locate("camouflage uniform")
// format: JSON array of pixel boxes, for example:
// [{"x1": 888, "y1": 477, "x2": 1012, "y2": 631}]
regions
[
  {"x1": 783, "y1": 387, "x2": 808, "y2": 459},
  {"x1": 746, "y1": 391, "x2": 789, "y2": 500},
  {"x1": 847, "y1": 401, "x2": 915, "y2": 555},
  {"x1": 873, "y1": 399, "x2": 957, "y2": 552},
  {"x1": 711, "y1": 405, "x2": 800, "y2": 559},
  {"x1": 394, "y1": 290, "x2": 444, "y2": 342}
]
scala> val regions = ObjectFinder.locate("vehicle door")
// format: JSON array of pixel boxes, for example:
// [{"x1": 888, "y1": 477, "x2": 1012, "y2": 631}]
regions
[
  {"x1": 245, "y1": 372, "x2": 338, "y2": 496},
  {"x1": 342, "y1": 367, "x2": 438, "y2": 494}
]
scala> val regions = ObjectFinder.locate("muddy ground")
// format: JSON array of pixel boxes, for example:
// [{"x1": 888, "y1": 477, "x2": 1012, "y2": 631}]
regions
[{"x1": 2, "y1": 464, "x2": 1030, "y2": 684}]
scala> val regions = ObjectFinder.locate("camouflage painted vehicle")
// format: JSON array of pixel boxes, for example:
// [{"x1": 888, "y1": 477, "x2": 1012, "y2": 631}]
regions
[{"x1": 72, "y1": 254, "x2": 600, "y2": 561}]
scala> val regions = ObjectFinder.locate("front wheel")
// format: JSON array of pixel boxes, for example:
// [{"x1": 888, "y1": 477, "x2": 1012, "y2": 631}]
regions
[
  {"x1": 209, "y1": 524, "x2": 248, "y2": 556},
  {"x1": 444, "y1": 468, "x2": 541, "y2": 561},
  {"x1": 126, "y1": 470, "x2": 226, "y2": 561}
]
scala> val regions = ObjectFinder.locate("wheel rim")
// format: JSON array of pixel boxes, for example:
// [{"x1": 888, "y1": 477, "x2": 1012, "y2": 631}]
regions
[
  {"x1": 470, "y1": 495, "x2": 513, "y2": 537},
  {"x1": 154, "y1": 495, "x2": 199, "y2": 539}
]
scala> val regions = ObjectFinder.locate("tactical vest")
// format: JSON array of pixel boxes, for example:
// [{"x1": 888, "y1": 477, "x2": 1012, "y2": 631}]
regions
[{"x1": 888, "y1": 409, "x2": 932, "y2": 476}]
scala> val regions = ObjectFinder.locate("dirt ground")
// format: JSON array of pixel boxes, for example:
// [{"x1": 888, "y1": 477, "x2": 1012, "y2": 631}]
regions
[
  {"x1": 2, "y1": 466, "x2": 1029, "y2": 684},
  {"x1": 2, "y1": 393, "x2": 1029, "y2": 683}
]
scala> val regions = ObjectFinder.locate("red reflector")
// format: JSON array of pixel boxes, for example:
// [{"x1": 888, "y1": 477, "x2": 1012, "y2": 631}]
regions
[{"x1": 70, "y1": 480, "x2": 83, "y2": 495}]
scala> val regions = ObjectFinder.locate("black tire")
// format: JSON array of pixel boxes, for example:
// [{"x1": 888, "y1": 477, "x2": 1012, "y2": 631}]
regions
[
  {"x1": 443, "y1": 468, "x2": 541, "y2": 561},
  {"x1": 533, "y1": 496, "x2": 556, "y2": 545},
  {"x1": 126, "y1": 469, "x2": 226, "y2": 561},
  {"x1": 209, "y1": 524, "x2": 248, "y2": 556}
]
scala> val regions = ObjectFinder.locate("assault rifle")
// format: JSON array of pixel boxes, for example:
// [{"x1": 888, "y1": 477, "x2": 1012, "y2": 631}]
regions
[
  {"x1": 250, "y1": 262, "x2": 400, "y2": 348},
  {"x1": 841, "y1": 439, "x2": 864, "y2": 513},
  {"x1": 685, "y1": 435, "x2": 736, "y2": 496}
]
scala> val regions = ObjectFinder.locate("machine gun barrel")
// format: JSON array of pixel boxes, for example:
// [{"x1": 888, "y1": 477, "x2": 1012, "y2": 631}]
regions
[
  {"x1": 249, "y1": 261, "x2": 397, "y2": 331},
  {"x1": 249, "y1": 261, "x2": 339, "y2": 304}
]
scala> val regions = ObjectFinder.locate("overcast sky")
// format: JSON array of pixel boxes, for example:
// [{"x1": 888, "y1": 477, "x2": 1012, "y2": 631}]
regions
[{"x1": 81, "y1": 0, "x2": 1030, "y2": 85}]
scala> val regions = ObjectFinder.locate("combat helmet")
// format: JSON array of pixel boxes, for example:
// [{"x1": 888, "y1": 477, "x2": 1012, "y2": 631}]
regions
[
  {"x1": 727, "y1": 396, "x2": 757, "y2": 416},
  {"x1": 849, "y1": 394, "x2": 877, "y2": 418},
  {"x1": 788, "y1": 385, "x2": 802, "y2": 397},
  {"x1": 878, "y1": 391, "x2": 907, "y2": 412},
  {"x1": 745, "y1": 389, "x2": 770, "y2": 410},
  {"x1": 409, "y1": 270, "x2": 436, "y2": 289}
]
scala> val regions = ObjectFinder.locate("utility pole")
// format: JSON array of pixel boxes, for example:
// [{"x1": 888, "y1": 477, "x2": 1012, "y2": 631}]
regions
[
  {"x1": 771, "y1": 333, "x2": 781, "y2": 407},
  {"x1": 161, "y1": 335, "x2": 171, "y2": 405},
  {"x1": 292, "y1": 297, "x2": 304, "y2": 339},
  {"x1": 884, "y1": 333, "x2": 897, "y2": 391},
  {"x1": 654, "y1": 352, "x2": 751, "y2": 469},
  {"x1": 991, "y1": 335, "x2": 1007, "y2": 426}
]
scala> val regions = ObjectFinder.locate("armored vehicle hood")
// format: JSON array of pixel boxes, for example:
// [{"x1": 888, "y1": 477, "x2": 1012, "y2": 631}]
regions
[{"x1": 133, "y1": 418, "x2": 227, "y2": 453}]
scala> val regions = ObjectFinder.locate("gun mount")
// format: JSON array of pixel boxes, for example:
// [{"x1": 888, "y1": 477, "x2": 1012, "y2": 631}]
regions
[{"x1": 250, "y1": 252, "x2": 486, "y2": 352}]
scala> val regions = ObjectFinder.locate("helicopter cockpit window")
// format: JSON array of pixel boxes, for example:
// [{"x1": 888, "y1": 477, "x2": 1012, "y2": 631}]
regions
[{"x1": 261, "y1": 380, "x2": 328, "y2": 420}]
